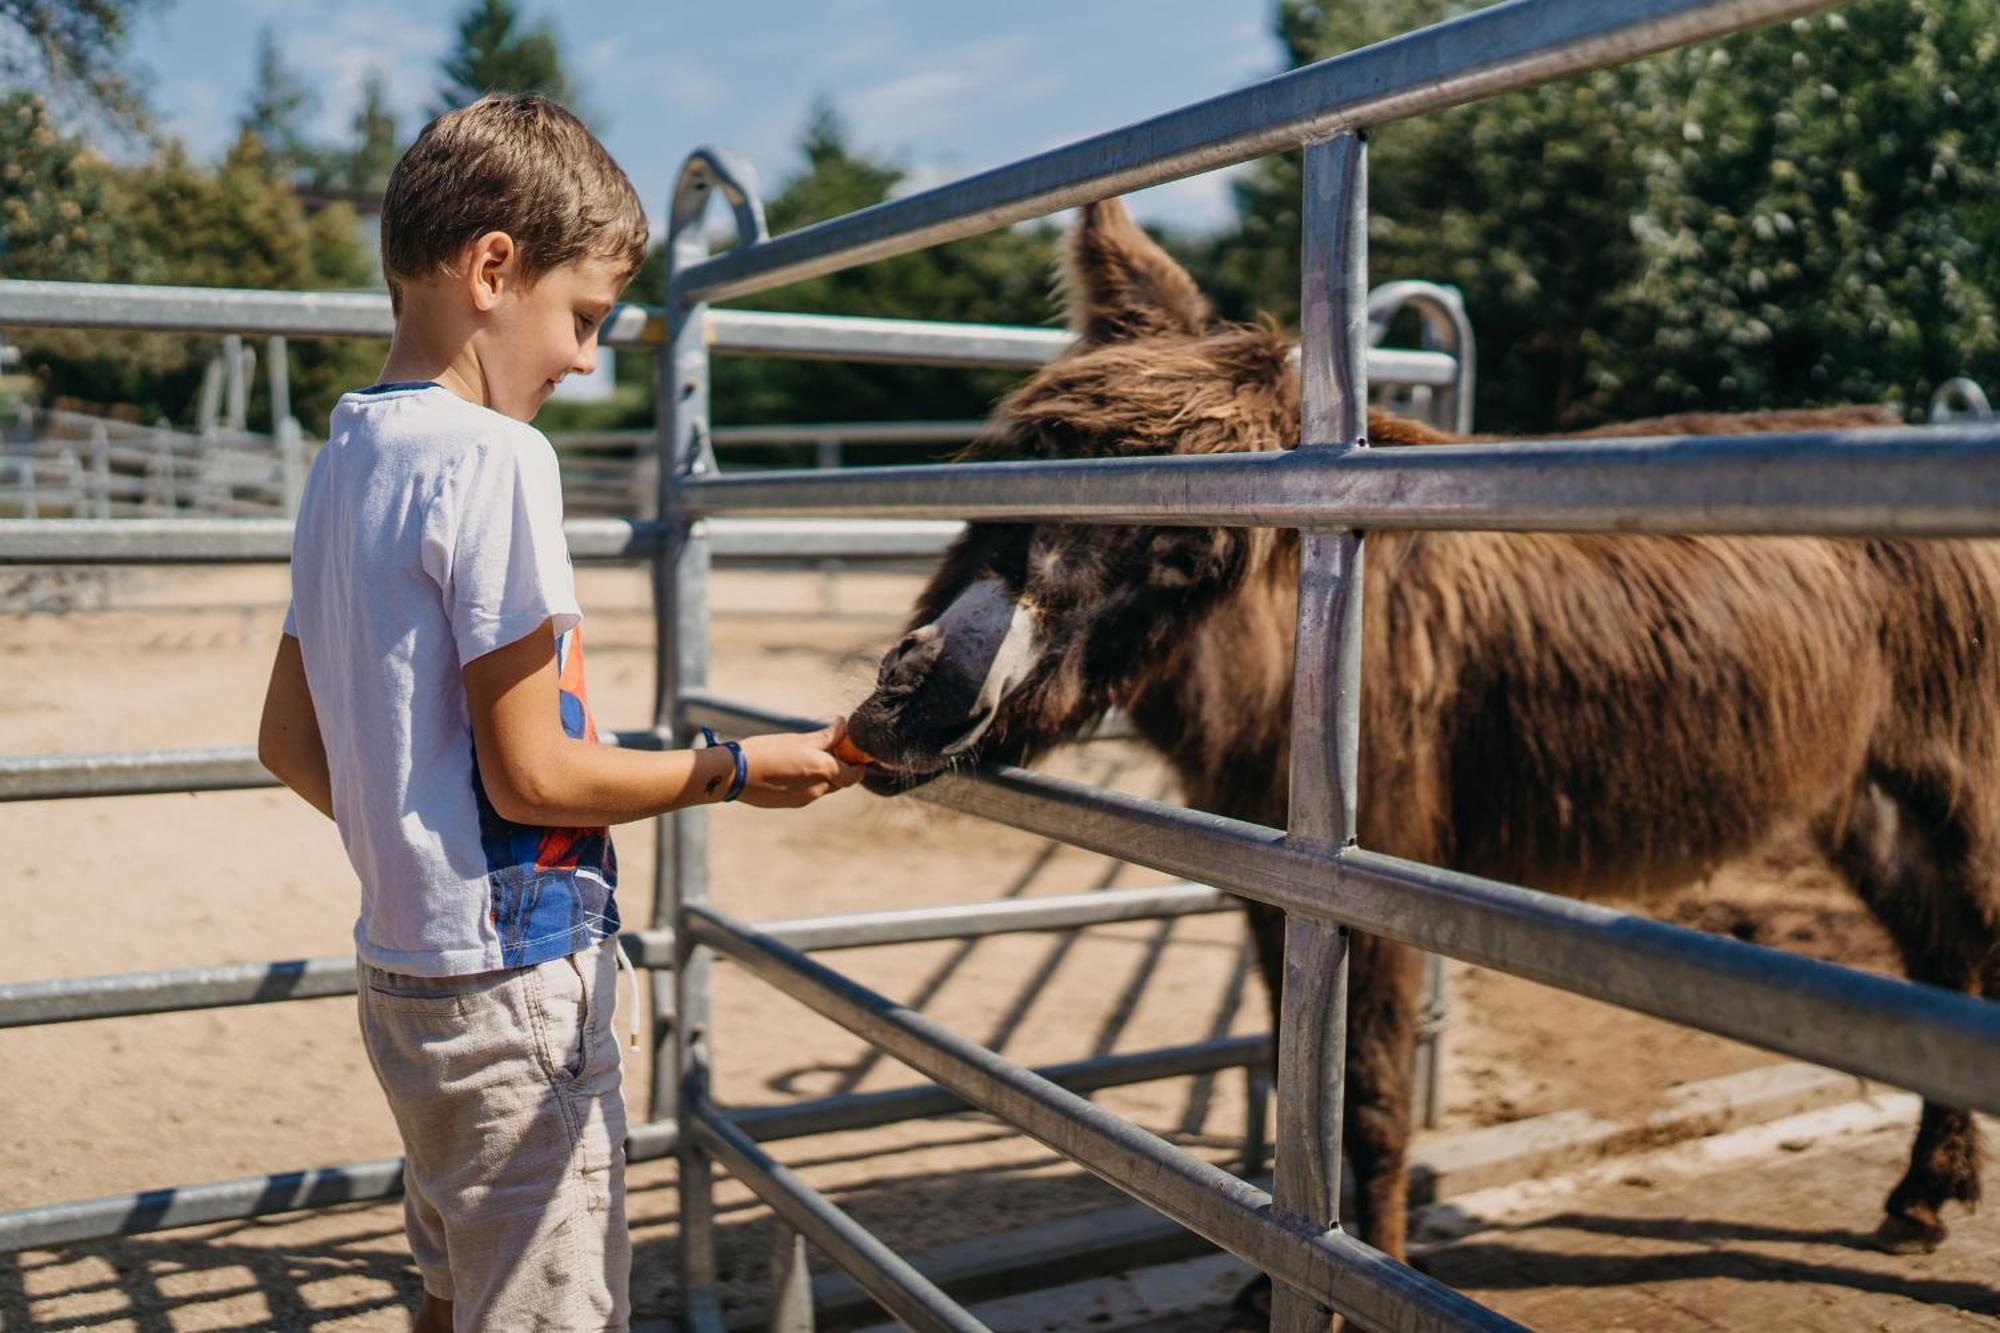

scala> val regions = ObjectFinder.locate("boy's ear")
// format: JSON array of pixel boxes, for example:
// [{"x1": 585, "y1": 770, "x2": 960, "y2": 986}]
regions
[
  {"x1": 1061, "y1": 197, "x2": 1211, "y2": 346},
  {"x1": 464, "y1": 230, "x2": 519, "y2": 312}
]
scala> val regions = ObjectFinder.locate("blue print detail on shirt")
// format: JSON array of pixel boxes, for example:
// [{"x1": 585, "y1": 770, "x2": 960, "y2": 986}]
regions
[{"x1": 468, "y1": 626, "x2": 618, "y2": 967}]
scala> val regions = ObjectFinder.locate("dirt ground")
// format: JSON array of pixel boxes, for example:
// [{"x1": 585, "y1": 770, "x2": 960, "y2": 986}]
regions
[{"x1": 0, "y1": 562, "x2": 1953, "y2": 1331}]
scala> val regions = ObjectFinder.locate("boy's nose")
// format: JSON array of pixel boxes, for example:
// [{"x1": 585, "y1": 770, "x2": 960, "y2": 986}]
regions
[{"x1": 571, "y1": 342, "x2": 597, "y2": 378}]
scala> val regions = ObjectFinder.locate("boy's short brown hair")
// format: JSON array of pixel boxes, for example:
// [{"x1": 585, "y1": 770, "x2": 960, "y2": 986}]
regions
[{"x1": 381, "y1": 93, "x2": 649, "y2": 307}]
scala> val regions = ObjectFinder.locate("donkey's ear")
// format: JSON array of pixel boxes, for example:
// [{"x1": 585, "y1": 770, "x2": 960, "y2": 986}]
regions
[{"x1": 1062, "y1": 198, "x2": 1212, "y2": 345}]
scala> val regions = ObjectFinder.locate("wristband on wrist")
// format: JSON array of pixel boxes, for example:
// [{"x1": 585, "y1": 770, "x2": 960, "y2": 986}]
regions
[{"x1": 699, "y1": 726, "x2": 750, "y2": 803}]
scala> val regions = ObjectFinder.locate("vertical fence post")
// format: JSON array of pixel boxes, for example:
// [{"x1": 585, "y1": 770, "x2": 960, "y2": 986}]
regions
[
  {"x1": 90, "y1": 422, "x2": 109, "y2": 519},
  {"x1": 766, "y1": 1222, "x2": 814, "y2": 1333},
  {"x1": 1271, "y1": 130, "x2": 1369, "y2": 1333},
  {"x1": 657, "y1": 149, "x2": 767, "y2": 1333},
  {"x1": 659, "y1": 176, "x2": 719, "y2": 1333}
]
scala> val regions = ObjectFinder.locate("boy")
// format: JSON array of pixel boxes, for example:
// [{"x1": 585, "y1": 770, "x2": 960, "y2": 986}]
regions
[{"x1": 256, "y1": 93, "x2": 861, "y2": 1331}]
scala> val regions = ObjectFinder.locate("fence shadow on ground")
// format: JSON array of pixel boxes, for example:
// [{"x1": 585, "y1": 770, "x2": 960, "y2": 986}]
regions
[
  {"x1": 1420, "y1": 1211, "x2": 2000, "y2": 1318},
  {"x1": 0, "y1": 1117, "x2": 1249, "y2": 1330}
]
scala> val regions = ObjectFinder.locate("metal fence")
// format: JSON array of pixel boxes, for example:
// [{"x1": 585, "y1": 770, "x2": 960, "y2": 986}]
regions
[
  {"x1": 0, "y1": 55, "x2": 1467, "y2": 1324},
  {"x1": 649, "y1": 4, "x2": 2000, "y2": 1332},
  {"x1": 5, "y1": 2, "x2": 2000, "y2": 1329}
]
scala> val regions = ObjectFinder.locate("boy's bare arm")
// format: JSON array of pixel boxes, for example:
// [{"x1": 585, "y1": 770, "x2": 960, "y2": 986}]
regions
[
  {"x1": 463, "y1": 619, "x2": 863, "y2": 827},
  {"x1": 258, "y1": 633, "x2": 336, "y2": 820}
]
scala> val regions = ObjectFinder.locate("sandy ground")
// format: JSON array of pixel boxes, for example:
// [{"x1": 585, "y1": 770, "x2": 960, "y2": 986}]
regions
[{"x1": 0, "y1": 563, "x2": 1946, "y2": 1331}]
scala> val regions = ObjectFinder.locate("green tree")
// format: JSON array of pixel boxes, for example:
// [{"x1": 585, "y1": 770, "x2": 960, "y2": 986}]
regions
[
  {"x1": 1186, "y1": 0, "x2": 1650, "y2": 432},
  {"x1": 1600, "y1": 3, "x2": 2000, "y2": 418},
  {"x1": 0, "y1": 92, "x2": 121, "y2": 282},
  {"x1": 239, "y1": 27, "x2": 318, "y2": 181},
  {"x1": 338, "y1": 69, "x2": 400, "y2": 195},
  {"x1": 435, "y1": 0, "x2": 574, "y2": 114},
  {"x1": 12, "y1": 119, "x2": 378, "y2": 429},
  {"x1": 1188, "y1": 0, "x2": 2000, "y2": 431},
  {"x1": 0, "y1": 0, "x2": 158, "y2": 128},
  {"x1": 705, "y1": 103, "x2": 1058, "y2": 442}
]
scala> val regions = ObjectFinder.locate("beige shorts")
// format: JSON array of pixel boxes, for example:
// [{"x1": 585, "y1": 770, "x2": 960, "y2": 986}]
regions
[{"x1": 357, "y1": 936, "x2": 630, "y2": 1331}]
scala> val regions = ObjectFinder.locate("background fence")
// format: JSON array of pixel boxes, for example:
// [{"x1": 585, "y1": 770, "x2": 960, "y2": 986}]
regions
[{"x1": 6, "y1": 1, "x2": 2000, "y2": 1329}]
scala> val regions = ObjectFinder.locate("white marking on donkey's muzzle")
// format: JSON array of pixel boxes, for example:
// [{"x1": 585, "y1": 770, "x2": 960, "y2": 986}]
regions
[{"x1": 928, "y1": 578, "x2": 1040, "y2": 757}]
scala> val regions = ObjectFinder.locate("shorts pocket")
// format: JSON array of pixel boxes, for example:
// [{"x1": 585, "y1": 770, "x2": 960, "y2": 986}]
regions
[
  {"x1": 364, "y1": 980, "x2": 468, "y2": 1018},
  {"x1": 533, "y1": 951, "x2": 590, "y2": 1083}
]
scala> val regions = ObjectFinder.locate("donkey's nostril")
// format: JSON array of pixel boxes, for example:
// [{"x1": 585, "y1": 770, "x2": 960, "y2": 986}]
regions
[{"x1": 879, "y1": 625, "x2": 942, "y2": 686}]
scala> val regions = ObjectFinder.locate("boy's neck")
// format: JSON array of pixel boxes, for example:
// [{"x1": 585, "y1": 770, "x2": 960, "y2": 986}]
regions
[{"x1": 378, "y1": 289, "x2": 492, "y2": 410}]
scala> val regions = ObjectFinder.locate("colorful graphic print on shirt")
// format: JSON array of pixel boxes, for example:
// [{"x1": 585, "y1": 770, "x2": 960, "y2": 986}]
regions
[{"x1": 469, "y1": 625, "x2": 619, "y2": 967}]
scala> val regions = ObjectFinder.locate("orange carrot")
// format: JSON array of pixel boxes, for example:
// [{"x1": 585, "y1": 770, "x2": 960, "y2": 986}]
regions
[{"x1": 832, "y1": 734, "x2": 873, "y2": 766}]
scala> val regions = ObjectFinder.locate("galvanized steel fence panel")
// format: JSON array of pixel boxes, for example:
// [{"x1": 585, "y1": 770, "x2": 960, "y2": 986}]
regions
[{"x1": 4, "y1": 2, "x2": 1994, "y2": 1330}]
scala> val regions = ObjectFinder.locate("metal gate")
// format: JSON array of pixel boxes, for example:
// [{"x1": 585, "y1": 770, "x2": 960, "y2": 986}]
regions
[
  {"x1": 651, "y1": 1, "x2": 2000, "y2": 1329},
  {"x1": 3, "y1": 0, "x2": 2000, "y2": 1328}
]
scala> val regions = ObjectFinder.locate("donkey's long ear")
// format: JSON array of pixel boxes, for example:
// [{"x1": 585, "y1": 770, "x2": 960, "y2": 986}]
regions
[{"x1": 1062, "y1": 198, "x2": 1212, "y2": 345}]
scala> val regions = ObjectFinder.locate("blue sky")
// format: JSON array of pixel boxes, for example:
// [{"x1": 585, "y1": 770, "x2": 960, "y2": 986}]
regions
[{"x1": 131, "y1": 0, "x2": 1286, "y2": 237}]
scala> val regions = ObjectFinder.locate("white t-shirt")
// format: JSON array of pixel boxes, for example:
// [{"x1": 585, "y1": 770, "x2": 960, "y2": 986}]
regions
[{"x1": 283, "y1": 381, "x2": 618, "y2": 976}]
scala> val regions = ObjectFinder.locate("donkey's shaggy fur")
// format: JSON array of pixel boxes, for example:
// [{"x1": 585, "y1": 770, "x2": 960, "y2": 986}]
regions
[{"x1": 851, "y1": 198, "x2": 1996, "y2": 1270}]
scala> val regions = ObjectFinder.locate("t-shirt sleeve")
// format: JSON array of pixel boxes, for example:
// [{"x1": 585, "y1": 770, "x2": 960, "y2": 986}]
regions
[
  {"x1": 281, "y1": 600, "x2": 298, "y2": 637},
  {"x1": 420, "y1": 433, "x2": 581, "y2": 664}
]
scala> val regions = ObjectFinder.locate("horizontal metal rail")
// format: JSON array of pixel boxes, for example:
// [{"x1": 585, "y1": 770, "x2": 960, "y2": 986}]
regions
[
  {"x1": 697, "y1": 517, "x2": 960, "y2": 562},
  {"x1": 707, "y1": 310, "x2": 1457, "y2": 385},
  {"x1": 0, "y1": 283, "x2": 1462, "y2": 388},
  {"x1": 685, "y1": 694, "x2": 2000, "y2": 1115},
  {"x1": 0, "y1": 280, "x2": 1034, "y2": 369},
  {"x1": 709, "y1": 309, "x2": 1060, "y2": 370},
  {"x1": 689, "y1": 1106, "x2": 992, "y2": 1332},
  {"x1": 705, "y1": 1034, "x2": 1268, "y2": 1150},
  {"x1": 0, "y1": 731, "x2": 667, "y2": 802},
  {"x1": 0, "y1": 883, "x2": 1226, "y2": 1026},
  {"x1": 0, "y1": 516, "x2": 969, "y2": 567},
  {"x1": 0, "y1": 1156, "x2": 414, "y2": 1252},
  {"x1": 715, "y1": 421, "x2": 988, "y2": 446},
  {"x1": 684, "y1": 903, "x2": 1511, "y2": 1332},
  {"x1": 0, "y1": 1035, "x2": 1265, "y2": 1252},
  {"x1": 678, "y1": 425, "x2": 2000, "y2": 536},
  {"x1": 0, "y1": 516, "x2": 654, "y2": 565},
  {"x1": 673, "y1": 0, "x2": 1837, "y2": 304}
]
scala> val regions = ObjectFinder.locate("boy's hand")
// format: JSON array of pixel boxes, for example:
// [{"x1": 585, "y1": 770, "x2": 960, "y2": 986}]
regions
[{"x1": 734, "y1": 720, "x2": 866, "y2": 808}]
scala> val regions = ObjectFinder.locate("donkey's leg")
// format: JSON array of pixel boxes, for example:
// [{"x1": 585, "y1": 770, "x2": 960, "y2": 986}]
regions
[
  {"x1": 1232, "y1": 902, "x2": 1286, "y2": 1326},
  {"x1": 1817, "y1": 775, "x2": 1995, "y2": 1252},
  {"x1": 1341, "y1": 932, "x2": 1423, "y2": 1260},
  {"x1": 1243, "y1": 901, "x2": 1422, "y2": 1260}
]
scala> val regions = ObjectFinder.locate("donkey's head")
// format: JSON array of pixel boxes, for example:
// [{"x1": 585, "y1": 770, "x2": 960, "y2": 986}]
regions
[{"x1": 846, "y1": 198, "x2": 1304, "y2": 789}]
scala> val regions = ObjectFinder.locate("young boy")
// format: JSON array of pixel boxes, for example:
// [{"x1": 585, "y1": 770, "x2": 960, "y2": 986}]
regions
[{"x1": 256, "y1": 93, "x2": 862, "y2": 1331}]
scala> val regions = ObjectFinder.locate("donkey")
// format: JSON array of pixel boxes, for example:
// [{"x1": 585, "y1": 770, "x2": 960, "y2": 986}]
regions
[{"x1": 845, "y1": 198, "x2": 1999, "y2": 1266}]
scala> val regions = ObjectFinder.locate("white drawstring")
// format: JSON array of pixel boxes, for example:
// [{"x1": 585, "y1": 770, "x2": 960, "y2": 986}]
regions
[{"x1": 614, "y1": 938, "x2": 641, "y2": 1054}]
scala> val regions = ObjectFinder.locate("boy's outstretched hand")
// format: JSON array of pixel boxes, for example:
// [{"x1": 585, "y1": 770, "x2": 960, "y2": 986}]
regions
[{"x1": 734, "y1": 719, "x2": 867, "y2": 808}]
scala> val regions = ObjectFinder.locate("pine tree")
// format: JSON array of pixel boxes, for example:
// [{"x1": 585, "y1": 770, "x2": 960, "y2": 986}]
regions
[
  {"x1": 341, "y1": 69, "x2": 399, "y2": 195},
  {"x1": 704, "y1": 103, "x2": 1059, "y2": 438},
  {"x1": 0, "y1": 0, "x2": 154, "y2": 127},
  {"x1": 434, "y1": 0, "x2": 574, "y2": 113},
  {"x1": 239, "y1": 27, "x2": 317, "y2": 180}
]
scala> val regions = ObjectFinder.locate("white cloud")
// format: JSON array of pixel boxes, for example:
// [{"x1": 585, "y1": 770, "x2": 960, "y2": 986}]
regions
[
  {"x1": 844, "y1": 33, "x2": 1039, "y2": 142},
  {"x1": 273, "y1": 3, "x2": 450, "y2": 140}
]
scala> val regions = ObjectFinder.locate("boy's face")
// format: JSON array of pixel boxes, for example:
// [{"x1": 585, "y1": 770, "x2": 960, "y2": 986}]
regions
[{"x1": 476, "y1": 249, "x2": 630, "y2": 422}]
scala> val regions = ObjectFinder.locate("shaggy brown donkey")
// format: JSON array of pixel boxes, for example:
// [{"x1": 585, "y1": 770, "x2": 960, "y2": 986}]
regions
[{"x1": 846, "y1": 198, "x2": 1998, "y2": 1269}]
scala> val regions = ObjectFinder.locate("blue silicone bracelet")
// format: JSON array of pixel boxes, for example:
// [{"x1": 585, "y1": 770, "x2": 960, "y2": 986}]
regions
[
  {"x1": 722, "y1": 740, "x2": 748, "y2": 802},
  {"x1": 699, "y1": 727, "x2": 750, "y2": 802}
]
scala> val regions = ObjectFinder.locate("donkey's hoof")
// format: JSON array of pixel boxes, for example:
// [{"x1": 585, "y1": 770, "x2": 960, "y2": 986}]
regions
[{"x1": 1874, "y1": 1211, "x2": 1947, "y2": 1254}]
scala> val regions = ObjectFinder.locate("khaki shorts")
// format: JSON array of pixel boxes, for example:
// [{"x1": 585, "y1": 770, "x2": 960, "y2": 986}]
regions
[{"x1": 357, "y1": 936, "x2": 631, "y2": 1331}]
